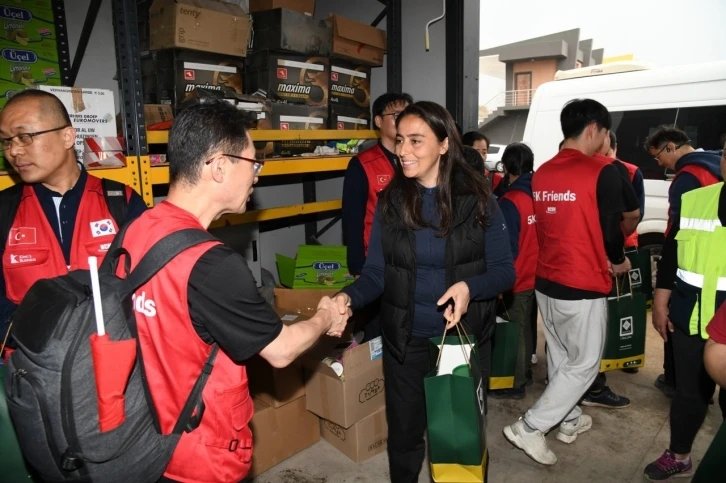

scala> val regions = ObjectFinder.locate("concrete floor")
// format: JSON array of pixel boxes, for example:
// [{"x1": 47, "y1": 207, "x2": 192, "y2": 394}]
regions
[{"x1": 250, "y1": 314, "x2": 722, "y2": 483}]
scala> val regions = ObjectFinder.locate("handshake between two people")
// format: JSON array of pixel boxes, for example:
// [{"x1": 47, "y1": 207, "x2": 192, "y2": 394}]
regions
[{"x1": 317, "y1": 293, "x2": 353, "y2": 338}]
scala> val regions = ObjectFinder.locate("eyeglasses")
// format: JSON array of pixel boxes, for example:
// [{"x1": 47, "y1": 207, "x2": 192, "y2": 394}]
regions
[
  {"x1": 653, "y1": 141, "x2": 690, "y2": 162},
  {"x1": 205, "y1": 153, "x2": 264, "y2": 175},
  {"x1": 380, "y1": 111, "x2": 404, "y2": 120},
  {"x1": 0, "y1": 125, "x2": 69, "y2": 152}
]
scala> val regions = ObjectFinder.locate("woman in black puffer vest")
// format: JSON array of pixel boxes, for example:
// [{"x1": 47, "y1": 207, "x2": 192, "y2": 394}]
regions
[{"x1": 335, "y1": 101, "x2": 515, "y2": 483}]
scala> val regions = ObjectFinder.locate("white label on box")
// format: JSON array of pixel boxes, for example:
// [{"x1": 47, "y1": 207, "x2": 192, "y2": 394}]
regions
[
  {"x1": 331, "y1": 65, "x2": 368, "y2": 79},
  {"x1": 278, "y1": 59, "x2": 325, "y2": 71},
  {"x1": 369, "y1": 336, "x2": 382, "y2": 361},
  {"x1": 279, "y1": 115, "x2": 324, "y2": 124},
  {"x1": 39, "y1": 86, "x2": 116, "y2": 161},
  {"x1": 237, "y1": 102, "x2": 265, "y2": 111},
  {"x1": 281, "y1": 315, "x2": 298, "y2": 321},
  {"x1": 337, "y1": 116, "x2": 368, "y2": 125},
  {"x1": 257, "y1": 113, "x2": 266, "y2": 120},
  {"x1": 183, "y1": 62, "x2": 237, "y2": 74}
]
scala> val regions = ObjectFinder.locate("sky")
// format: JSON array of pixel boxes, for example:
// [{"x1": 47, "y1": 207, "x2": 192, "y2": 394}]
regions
[{"x1": 478, "y1": 0, "x2": 726, "y2": 107}]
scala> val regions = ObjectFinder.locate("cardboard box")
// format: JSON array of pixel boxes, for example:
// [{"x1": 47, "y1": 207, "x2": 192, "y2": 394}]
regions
[
  {"x1": 248, "y1": 397, "x2": 320, "y2": 478},
  {"x1": 330, "y1": 60, "x2": 371, "y2": 109},
  {"x1": 142, "y1": 49, "x2": 245, "y2": 112},
  {"x1": 233, "y1": 97, "x2": 274, "y2": 156},
  {"x1": 268, "y1": 102, "x2": 328, "y2": 157},
  {"x1": 329, "y1": 15, "x2": 386, "y2": 66},
  {"x1": 249, "y1": 0, "x2": 316, "y2": 15},
  {"x1": 330, "y1": 105, "x2": 370, "y2": 131},
  {"x1": 246, "y1": 52, "x2": 328, "y2": 106},
  {"x1": 38, "y1": 86, "x2": 117, "y2": 161},
  {"x1": 149, "y1": 0, "x2": 251, "y2": 58},
  {"x1": 320, "y1": 406, "x2": 388, "y2": 463},
  {"x1": 276, "y1": 245, "x2": 354, "y2": 288},
  {"x1": 250, "y1": 8, "x2": 330, "y2": 56},
  {"x1": 304, "y1": 336, "x2": 384, "y2": 428},
  {"x1": 0, "y1": 1, "x2": 58, "y2": 61},
  {"x1": 248, "y1": 355, "x2": 305, "y2": 408},
  {"x1": 144, "y1": 104, "x2": 174, "y2": 125}
]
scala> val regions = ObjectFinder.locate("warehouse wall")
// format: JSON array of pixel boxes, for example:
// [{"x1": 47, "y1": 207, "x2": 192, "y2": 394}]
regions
[{"x1": 69, "y1": 0, "x2": 451, "y2": 285}]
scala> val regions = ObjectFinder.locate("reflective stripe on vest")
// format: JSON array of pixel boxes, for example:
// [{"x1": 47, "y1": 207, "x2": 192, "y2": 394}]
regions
[
  {"x1": 676, "y1": 182, "x2": 726, "y2": 338},
  {"x1": 666, "y1": 164, "x2": 721, "y2": 237},
  {"x1": 358, "y1": 145, "x2": 395, "y2": 256}
]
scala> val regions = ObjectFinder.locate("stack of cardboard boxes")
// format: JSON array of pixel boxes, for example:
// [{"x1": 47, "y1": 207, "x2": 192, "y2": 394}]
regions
[
  {"x1": 142, "y1": 0, "x2": 384, "y2": 158},
  {"x1": 246, "y1": 288, "x2": 388, "y2": 476}
]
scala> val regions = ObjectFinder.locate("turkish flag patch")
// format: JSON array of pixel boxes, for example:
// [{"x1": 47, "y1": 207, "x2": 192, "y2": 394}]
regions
[
  {"x1": 8, "y1": 227, "x2": 36, "y2": 246},
  {"x1": 377, "y1": 174, "x2": 391, "y2": 185}
]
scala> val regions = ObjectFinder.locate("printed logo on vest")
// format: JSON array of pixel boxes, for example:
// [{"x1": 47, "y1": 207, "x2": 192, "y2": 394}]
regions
[
  {"x1": 90, "y1": 219, "x2": 117, "y2": 238},
  {"x1": 132, "y1": 291, "x2": 157, "y2": 317},
  {"x1": 9, "y1": 254, "x2": 36, "y2": 264},
  {"x1": 620, "y1": 316, "x2": 634, "y2": 337},
  {"x1": 527, "y1": 215, "x2": 536, "y2": 225},
  {"x1": 377, "y1": 174, "x2": 390, "y2": 185},
  {"x1": 8, "y1": 227, "x2": 36, "y2": 245},
  {"x1": 546, "y1": 207, "x2": 557, "y2": 214},
  {"x1": 100, "y1": 243, "x2": 111, "y2": 252},
  {"x1": 533, "y1": 190, "x2": 577, "y2": 202}
]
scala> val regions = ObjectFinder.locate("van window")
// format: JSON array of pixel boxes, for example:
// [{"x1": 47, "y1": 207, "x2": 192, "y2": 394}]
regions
[
  {"x1": 488, "y1": 145, "x2": 501, "y2": 154},
  {"x1": 611, "y1": 108, "x2": 677, "y2": 181},
  {"x1": 674, "y1": 105, "x2": 726, "y2": 151}
]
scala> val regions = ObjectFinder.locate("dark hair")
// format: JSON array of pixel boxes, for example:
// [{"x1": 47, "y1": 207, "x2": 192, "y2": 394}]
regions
[
  {"x1": 609, "y1": 130, "x2": 617, "y2": 149},
  {"x1": 462, "y1": 131, "x2": 490, "y2": 148},
  {"x1": 4, "y1": 89, "x2": 72, "y2": 127},
  {"x1": 372, "y1": 92, "x2": 413, "y2": 125},
  {"x1": 380, "y1": 101, "x2": 492, "y2": 236},
  {"x1": 168, "y1": 101, "x2": 251, "y2": 185},
  {"x1": 558, "y1": 140, "x2": 565, "y2": 150},
  {"x1": 560, "y1": 98, "x2": 612, "y2": 140},
  {"x1": 502, "y1": 142, "x2": 534, "y2": 176},
  {"x1": 644, "y1": 125, "x2": 690, "y2": 151},
  {"x1": 720, "y1": 132, "x2": 726, "y2": 150},
  {"x1": 462, "y1": 146, "x2": 485, "y2": 172}
]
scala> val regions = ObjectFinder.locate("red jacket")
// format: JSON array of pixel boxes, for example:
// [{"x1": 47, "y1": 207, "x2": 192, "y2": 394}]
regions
[
  {"x1": 2, "y1": 175, "x2": 130, "y2": 304},
  {"x1": 358, "y1": 145, "x2": 395, "y2": 255},
  {"x1": 499, "y1": 188, "x2": 538, "y2": 293},
  {"x1": 120, "y1": 201, "x2": 254, "y2": 483},
  {"x1": 533, "y1": 149, "x2": 612, "y2": 295},
  {"x1": 618, "y1": 160, "x2": 640, "y2": 248}
]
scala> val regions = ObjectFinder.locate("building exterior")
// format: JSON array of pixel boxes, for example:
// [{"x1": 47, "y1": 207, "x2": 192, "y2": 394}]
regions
[{"x1": 478, "y1": 29, "x2": 605, "y2": 144}]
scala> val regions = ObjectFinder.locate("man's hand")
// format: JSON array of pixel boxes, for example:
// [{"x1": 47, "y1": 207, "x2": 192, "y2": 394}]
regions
[
  {"x1": 611, "y1": 257, "x2": 632, "y2": 276},
  {"x1": 437, "y1": 282, "x2": 471, "y2": 330},
  {"x1": 652, "y1": 289, "x2": 674, "y2": 342},
  {"x1": 317, "y1": 295, "x2": 351, "y2": 337}
]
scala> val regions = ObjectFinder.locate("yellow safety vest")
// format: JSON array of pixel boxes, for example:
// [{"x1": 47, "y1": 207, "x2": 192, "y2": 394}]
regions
[{"x1": 675, "y1": 182, "x2": 726, "y2": 338}]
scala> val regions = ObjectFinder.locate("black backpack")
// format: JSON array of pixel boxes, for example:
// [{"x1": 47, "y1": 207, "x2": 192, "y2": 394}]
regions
[{"x1": 3, "y1": 221, "x2": 219, "y2": 483}]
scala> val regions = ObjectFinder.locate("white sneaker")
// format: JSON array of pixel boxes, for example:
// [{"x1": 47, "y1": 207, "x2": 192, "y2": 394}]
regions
[
  {"x1": 556, "y1": 414, "x2": 592, "y2": 444},
  {"x1": 531, "y1": 354, "x2": 538, "y2": 364},
  {"x1": 503, "y1": 419, "x2": 557, "y2": 465}
]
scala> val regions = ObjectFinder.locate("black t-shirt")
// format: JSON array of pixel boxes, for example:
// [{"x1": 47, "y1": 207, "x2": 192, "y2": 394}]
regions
[
  {"x1": 188, "y1": 245, "x2": 282, "y2": 362},
  {"x1": 536, "y1": 162, "x2": 640, "y2": 300}
]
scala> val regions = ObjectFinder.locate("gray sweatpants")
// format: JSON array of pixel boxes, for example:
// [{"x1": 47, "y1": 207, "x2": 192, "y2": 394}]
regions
[{"x1": 525, "y1": 292, "x2": 607, "y2": 433}]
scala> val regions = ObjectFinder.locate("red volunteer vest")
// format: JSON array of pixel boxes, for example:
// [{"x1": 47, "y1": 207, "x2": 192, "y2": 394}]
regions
[
  {"x1": 665, "y1": 164, "x2": 721, "y2": 237},
  {"x1": 119, "y1": 201, "x2": 253, "y2": 483},
  {"x1": 499, "y1": 189, "x2": 538, "y2": 293},
  {"x1": 492, "y1": 173, "x2": 504, "y2": 192},
  {"x1": 533, "y1": 149, "x2": 612, "y2": 294},
  {"x1": 358, "y1": 144, "x2": 394, "y2": 255},
  {"x1": 618, "y1": 160, "x2": 640, "y2": 248},
  {"x1": 2, "y1": 175, "x2": 128, "y2": 304}
]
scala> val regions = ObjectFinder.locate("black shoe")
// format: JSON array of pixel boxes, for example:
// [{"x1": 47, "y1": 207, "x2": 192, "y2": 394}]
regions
[
  {"x1": 654, "y1": 374, "x2": 675, "y2": 398},
  {"x1": 622, "y1": 367, "x2": 639, "y2": 374},
  {"x1": 581, "y1": 386, "x2": 630, "y2": 408},
  {"x1": 489, "y1": 386, "x2": 526, "y2": 400}
]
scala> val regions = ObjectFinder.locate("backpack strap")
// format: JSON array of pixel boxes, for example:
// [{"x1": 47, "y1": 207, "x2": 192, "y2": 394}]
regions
[
  {"x1": 100, "y1": 178, "x2": 128, "y2": 229},
  {"x1": 0, "y1": 184, "x2": 23, "y2": 251}
]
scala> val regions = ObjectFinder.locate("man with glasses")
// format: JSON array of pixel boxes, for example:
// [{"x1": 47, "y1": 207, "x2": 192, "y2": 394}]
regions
[
  {"x1": 0, "y1": 89, "x2": 146, "y2": 345},
  {"x1": 118, "y1": 101, "x2": 349, "y2": 482},
  {"x1": 342, "y1": 92, "x2": 412, "y2": 341},
  {"x1": 645, "y1": 126, "x2": 723, "y2": 401},
  {"x1": 642, "y1": 133, "x2": 726, "y2": 482}
]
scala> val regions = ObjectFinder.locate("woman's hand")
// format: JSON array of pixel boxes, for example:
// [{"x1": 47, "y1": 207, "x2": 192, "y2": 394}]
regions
[{"x1": 437, "y1": 282, "x2": 471, "y2": 330}]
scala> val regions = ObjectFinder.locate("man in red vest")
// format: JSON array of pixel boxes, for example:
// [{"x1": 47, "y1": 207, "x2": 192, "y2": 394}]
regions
[
  {"x1": 342, "y1": 92, "x2": 411, "y2": 340},
  {"x1": 462, "y1": 130, "x2": 506, "y2": 195},
  {"x1": 0, "y1": 89, "x2": 146, "y2": 346},
  {"x1": 504, "y1": 99, "x2": 639, "y2": 465},
  {"x1": 121, "y1": 101, "x2": 349, "y2": 483},
  {"x1": 491, "y1": 142, "x2": 538, "y2": 400},
  {"x1": 646, "y1": 126, "x2": 723, "y2": 398}
]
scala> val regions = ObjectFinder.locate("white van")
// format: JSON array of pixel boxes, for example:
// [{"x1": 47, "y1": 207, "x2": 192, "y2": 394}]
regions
[{"x1": 522, "y1": 61, "x2": 726, "y2": 255}]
